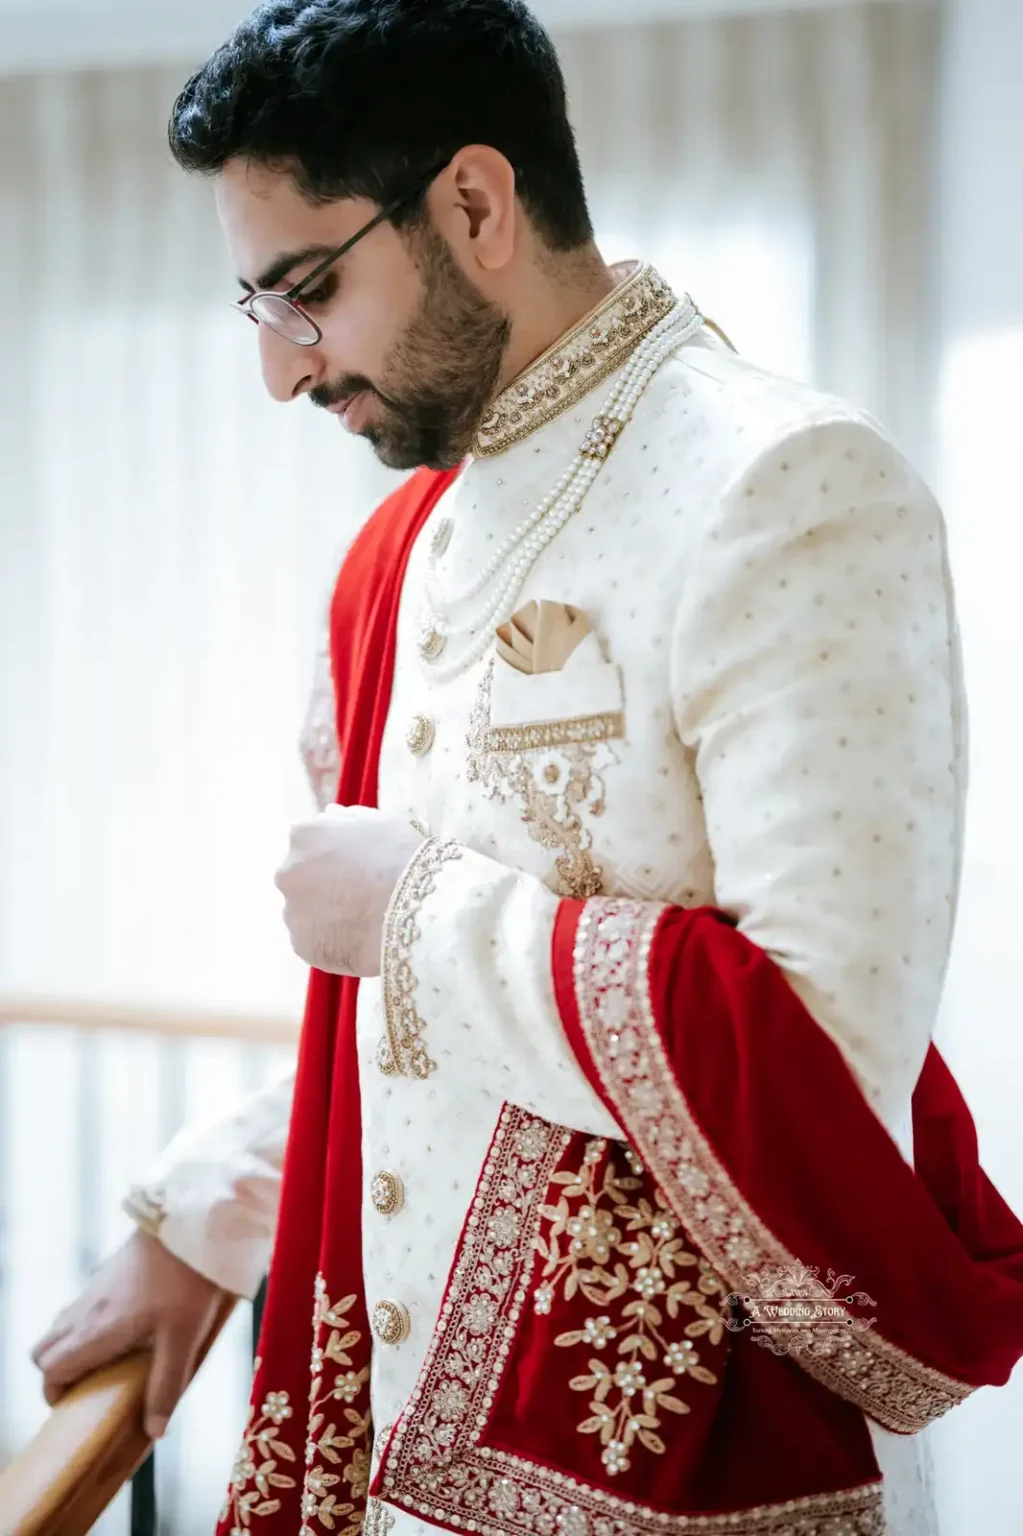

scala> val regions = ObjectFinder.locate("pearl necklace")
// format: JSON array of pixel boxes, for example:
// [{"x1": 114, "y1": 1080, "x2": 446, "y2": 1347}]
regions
[{"x1": 417, "y1": 296, "x2": 703, "y2": 681}]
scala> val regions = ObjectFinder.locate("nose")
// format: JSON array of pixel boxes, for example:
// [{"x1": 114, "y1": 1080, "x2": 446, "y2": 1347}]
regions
[{"x1": 257, "y1": 322, "x2": 321, "y2": 403}]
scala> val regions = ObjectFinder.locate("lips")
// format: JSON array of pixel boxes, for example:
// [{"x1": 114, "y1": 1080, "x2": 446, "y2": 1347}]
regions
[{"x1": 328, "y1": 390, "x2": 369, "y2": 433}]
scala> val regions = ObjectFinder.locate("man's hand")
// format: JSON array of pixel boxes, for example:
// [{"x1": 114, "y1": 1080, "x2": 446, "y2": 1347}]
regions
[
  {"x1": 275, "y1": 806, "x2": 424, "y2": 976},
  {"x1": 31, "y1": 1229, "x2": 224, "y2": 1441}
]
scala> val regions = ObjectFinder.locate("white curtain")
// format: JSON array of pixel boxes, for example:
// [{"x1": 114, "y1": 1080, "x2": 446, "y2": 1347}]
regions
[
  {"x1": 562, "y1": 1, "x2": 943, "y2": 465},
  {"x1": 0, "y1": 4, "x2": 967, "y2": 1531}
]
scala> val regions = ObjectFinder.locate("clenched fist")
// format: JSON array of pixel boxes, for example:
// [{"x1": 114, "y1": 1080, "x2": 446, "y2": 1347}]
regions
[{"x1": 275, "y1": 806, "x2": 425, "y2": 976}]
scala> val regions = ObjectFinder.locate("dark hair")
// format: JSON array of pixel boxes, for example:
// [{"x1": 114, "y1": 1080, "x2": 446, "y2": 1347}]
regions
[{"x1": 168, "y1": 0, "x2": 593, "y2": 251}]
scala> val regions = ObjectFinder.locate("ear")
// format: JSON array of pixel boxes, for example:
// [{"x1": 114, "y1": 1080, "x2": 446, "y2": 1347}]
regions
[{"x1": 433, "y1": 145, "x2": 517, "y2": 274}]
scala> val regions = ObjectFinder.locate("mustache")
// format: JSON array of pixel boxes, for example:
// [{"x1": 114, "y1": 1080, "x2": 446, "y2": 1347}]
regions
[{"x1": 311, "y1": 375, "x2": 395, "y2": 413}]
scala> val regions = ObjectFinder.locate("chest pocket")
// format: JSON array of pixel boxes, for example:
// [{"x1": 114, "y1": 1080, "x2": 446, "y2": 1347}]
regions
[{"x1": 466, "y1": 631, "x2": 625, "y2": 899}]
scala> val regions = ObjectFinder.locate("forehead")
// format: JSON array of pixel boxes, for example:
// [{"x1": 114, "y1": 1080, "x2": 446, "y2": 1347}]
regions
[{"x1": 214, "y1": 158, "x2": 366, "y2": 281}]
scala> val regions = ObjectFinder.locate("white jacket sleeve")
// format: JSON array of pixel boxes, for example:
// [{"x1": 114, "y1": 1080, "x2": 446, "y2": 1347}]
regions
[
  {"x1": 123, "y1": 1068, "x2": 293, "y2": 1299},
  {"x1": 669, "y1": 414, "x2": 966, "y2": 1132}
]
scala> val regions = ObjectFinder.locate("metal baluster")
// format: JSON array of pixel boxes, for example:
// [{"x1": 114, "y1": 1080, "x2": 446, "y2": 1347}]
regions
[
  {"x1": 253, "y1": 1277, "x2": 268, "y2": 1361},
  {"x1": 78, "y1": 1028, "x2": 154, "y2": 1535},
  {"x1": 245, "y1": 1043, "x2": 270, "y2": 1369},
  {"x1": 74, "y1": 1032, "x2": 102, "y2": 1283},
  {"x1": 128, "y1": 1034, "x2": 186, "y2": 1534},
  {"x1": 130, "y1": 1452, "x2": 157, "y2": 1536}
]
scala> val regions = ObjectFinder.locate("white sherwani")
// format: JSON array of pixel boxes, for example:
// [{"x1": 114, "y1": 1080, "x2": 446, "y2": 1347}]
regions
[{"x1": 128, "y1": 264, "x2": 964, "y2": 1536}]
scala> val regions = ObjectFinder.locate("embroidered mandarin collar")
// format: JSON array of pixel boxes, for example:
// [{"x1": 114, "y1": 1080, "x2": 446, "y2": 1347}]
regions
[{"x1": 470, "y1": 261, "x2": 677, "y2": 458}]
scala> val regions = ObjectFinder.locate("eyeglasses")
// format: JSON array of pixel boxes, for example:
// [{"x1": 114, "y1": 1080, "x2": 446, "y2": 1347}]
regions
[{"x1": 233, "y1": 160, "x2": 449, "y2": 347}]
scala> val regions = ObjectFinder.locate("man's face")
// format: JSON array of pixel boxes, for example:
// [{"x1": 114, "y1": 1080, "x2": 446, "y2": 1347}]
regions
[{"x1": 216, "y1": 159, "x2": 510, "y2": 470}]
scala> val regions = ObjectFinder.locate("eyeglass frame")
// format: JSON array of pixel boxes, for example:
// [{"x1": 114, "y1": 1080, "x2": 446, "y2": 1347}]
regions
[{"x1": 233, "y1": 158, "x2": 451, "y2": 346}]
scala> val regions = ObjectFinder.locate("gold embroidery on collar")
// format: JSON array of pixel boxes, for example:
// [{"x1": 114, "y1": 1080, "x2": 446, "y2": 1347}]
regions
[
  {"x1": 572, "y1": 898, "x2": 974, "y2": 1435},
  {"x1": 378, "y1": 836, "x2": 463, "y2": 1079},
  {"x1": 471, "y1": 263, "x2": 677, "y2": 458}
]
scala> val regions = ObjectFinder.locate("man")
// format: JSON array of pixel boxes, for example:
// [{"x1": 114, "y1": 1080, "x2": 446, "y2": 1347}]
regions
[{"x1": 31, "y1": 3, "x2": 1023, "y2": 1534}]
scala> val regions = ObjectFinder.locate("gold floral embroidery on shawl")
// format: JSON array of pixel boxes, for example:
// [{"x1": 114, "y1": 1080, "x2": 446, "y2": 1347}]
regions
[
  {"x1": 376, "y1": 1104, "x2": 885, "y2": 1536},
  {"x1": 467, "y1": 661, "x2": 615, "y2": 898},
  {"x1": 533, "y1": 1137, "x2": 728, "y2": 1477},
  {"x1": 220, "y1": 1277, "x2": 374, "y2": 1534},
  {"x1": 300, "y1": 1275, "x2": 372, "y2": 1536},
  {"x1": 221, "y1": 1361, "x2": 298, "y2": 1529},
  {"x1": 571, "y1": 897, "x2": 974, "y2": 1434}
]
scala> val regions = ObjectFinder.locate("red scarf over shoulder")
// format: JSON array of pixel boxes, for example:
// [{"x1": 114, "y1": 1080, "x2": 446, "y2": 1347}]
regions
[{"x1": 218, "y1": 466, "x2": 1023, "y2": 1536}]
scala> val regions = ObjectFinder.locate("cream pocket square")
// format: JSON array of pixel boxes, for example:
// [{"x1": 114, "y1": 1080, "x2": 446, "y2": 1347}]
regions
[
  {"x1": 495, "y1": 600, "x2": 590, "y2": 675},
  {"x1": 489, "y1": 600, "x2": 625, "y2": 743}
]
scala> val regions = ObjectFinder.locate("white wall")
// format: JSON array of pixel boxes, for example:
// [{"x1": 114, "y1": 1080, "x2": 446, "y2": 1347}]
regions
[{"x1": 929, "y1": 3, "x2": 1023, "y2": 1532}]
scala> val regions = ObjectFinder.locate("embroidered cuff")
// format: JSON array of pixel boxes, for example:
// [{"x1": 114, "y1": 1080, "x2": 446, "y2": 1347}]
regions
[
  {"x1": 122, "y1": 1184, "x2": 167, "y2": 1241},
  {"x1": 378, "y1": 836, "x2": 464, "y2": 1079},
  {"x1": 378, "y1": 840, "x2": 620, "y2": 1139}
]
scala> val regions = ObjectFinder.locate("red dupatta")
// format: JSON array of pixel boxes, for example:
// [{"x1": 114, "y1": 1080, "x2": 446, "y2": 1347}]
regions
[{"x1": 216, "y1": 466, "x2": 458, "y2": 1536}]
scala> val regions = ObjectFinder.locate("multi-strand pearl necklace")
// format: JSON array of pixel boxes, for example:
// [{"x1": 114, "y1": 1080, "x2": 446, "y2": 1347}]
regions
[{"x1": 418, "y1": 296, "x2": 703, "y2": 682}]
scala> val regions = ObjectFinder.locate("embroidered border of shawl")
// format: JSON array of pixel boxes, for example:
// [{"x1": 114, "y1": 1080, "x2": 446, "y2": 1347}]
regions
[
  {"x1": 374, "y1": 1103, "x2": 884, "y2": 1536},
  {"x1": 570, "y1": 898, "x2": 973, "y2": 1435}
]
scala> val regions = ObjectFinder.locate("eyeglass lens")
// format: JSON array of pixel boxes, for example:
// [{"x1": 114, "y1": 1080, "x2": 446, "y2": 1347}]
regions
[{"x1": 249, "y1": 292, "x2": 319, "y2": 344}]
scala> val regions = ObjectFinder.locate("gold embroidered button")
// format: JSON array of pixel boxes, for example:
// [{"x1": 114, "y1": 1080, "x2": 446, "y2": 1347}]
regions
[
  {"x1": 370, "y1": 1170, "x2": 405, "y2": 1216},
  {"x1": 405, "y1": 713, "x2": 435, "y2": 757},
  {"x1": 372, "y1": 1299, "x2": 411, "y2": 1346},
  {"x1": 418, "y1": 624, "x2": 445, "y2": 661}
]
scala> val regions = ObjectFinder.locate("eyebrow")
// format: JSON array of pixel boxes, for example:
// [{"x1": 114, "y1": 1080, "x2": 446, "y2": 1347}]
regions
[{"x1": 238, "y1": 243, "x2": 340, "y2": 295}]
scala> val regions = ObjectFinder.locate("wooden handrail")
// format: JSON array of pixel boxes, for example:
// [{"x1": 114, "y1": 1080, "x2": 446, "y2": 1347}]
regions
[
  {"x1": 0, "y1": 1295, "x2": 237, "y2": 1536},
  {"x1": 0, "y1": 995, "x2": 299, "y2": 1045}
]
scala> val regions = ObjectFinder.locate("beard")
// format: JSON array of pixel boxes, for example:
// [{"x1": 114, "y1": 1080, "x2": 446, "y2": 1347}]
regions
[{"x1": 311, "y1": 220, "x2": 510, "y2": 471}]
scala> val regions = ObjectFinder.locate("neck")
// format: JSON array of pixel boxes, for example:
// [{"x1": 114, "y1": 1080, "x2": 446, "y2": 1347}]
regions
[{"x1": 496, "y1": 246, "x2": 618, "y2": 391}]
